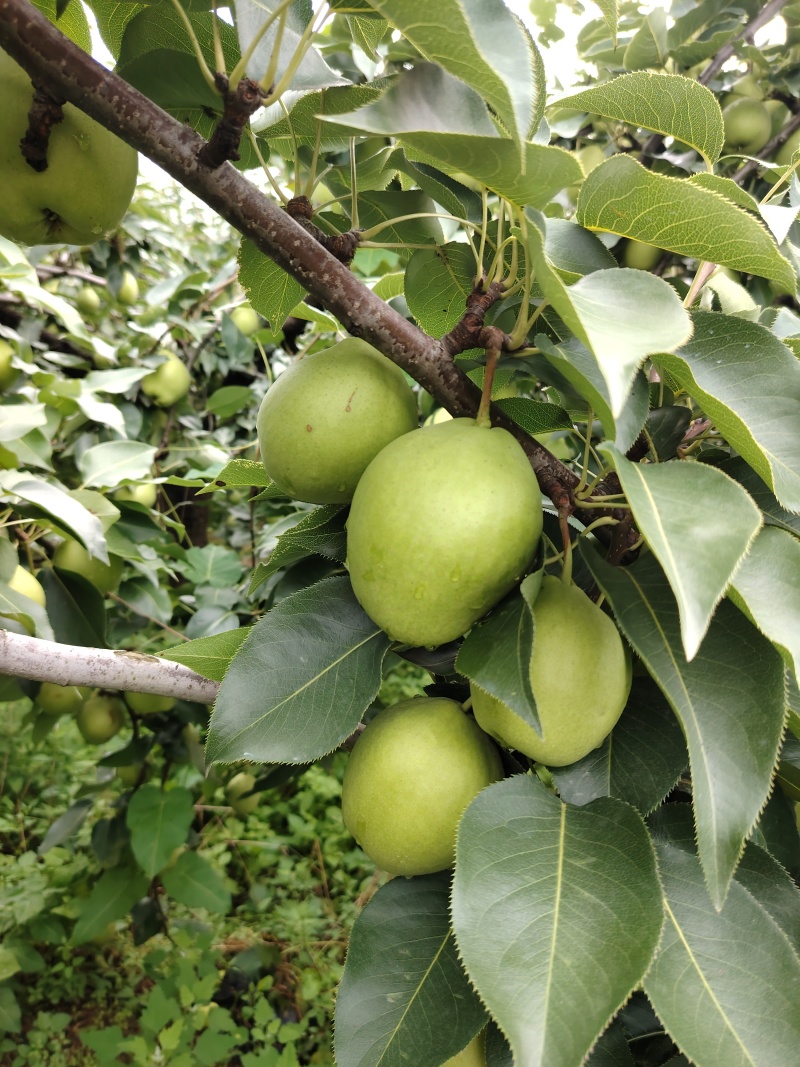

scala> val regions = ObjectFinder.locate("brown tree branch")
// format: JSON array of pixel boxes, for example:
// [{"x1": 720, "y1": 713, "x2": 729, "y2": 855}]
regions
[
  {"x1": 698, "y1": 0, "x2": 788, "y2": 85},
  {"x1": 19, "y1": 81, "x2": 64, "y2": 170},
  {"x1": 0, "y1": 0, "x2": 628, "y2": 541}
]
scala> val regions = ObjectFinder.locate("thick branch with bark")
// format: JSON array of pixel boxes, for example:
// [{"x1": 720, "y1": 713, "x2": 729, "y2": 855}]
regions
[{"x1": 0, "y1": 630, "x2": 219, "y2": 703}]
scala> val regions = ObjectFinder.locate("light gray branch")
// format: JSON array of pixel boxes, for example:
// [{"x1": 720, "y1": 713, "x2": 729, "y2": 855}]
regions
[{"x1": 0, "y1": 631, "x2": 219, "y2": 704}]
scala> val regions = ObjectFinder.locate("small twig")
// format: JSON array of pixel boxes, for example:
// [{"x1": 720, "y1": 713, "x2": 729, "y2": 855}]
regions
[{"x1": 699, "y1": 0, "x2": 788, "y2": 85}]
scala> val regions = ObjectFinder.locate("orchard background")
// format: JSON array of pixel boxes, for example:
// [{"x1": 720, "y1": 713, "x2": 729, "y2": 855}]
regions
[{"x1": 1, "y1": 0, "x2": 800, "y2": 1065}]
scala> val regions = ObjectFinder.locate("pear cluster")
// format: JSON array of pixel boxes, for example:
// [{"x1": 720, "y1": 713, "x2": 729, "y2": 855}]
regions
[
  {"x1": 0, "y1": 51, "x2": 137, "y2": 247},
  {"x1": 256, "y1": 335, "x2": 632, "y2": 879}
]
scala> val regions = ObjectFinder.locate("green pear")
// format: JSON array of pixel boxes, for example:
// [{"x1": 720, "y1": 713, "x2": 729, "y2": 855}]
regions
[
  {"x1": 37, "y1": 682, "x2": 91, "y2": 716},
  {"x1": 444, "y1": 1031, "x2": 487, "y2": 1067},
  {"x1": 0, "y1": 51, "x2": 138, "y2": 246},
  {"x1": 141, "y1": 353, "x2": 191, "y2": 407},
  {"x1": 7, "y1": 564, "x2": 46, "y2": 607},
  {"x1": 0, "y1": 340, "x2": 19, "y2": 392},
  {"x1": 764, "y1": 126, "x2": 800, "y2": 184},
  {"x1": 76, "y1": 287, "x2": 101, "y2": 315},
  {"x1": 117, "y1": 270, "x2": 139, "y2": 306},
  {"x1": 125, "y1": 691, "x2": 175, "y2": 714},
  {"x1": 114, "y1": 483, "x2": 157, "y2": 508},
  {"x1": 53, "y1": 540, "x2": 123, "y2": 595},
  {"x1": 471, "y1": 576, "x2": 631, "y2": 766},
  {"x1": 622, "y1": 240, "x2": 664, "y2": 271},
  {"x1": 256, "y1": 337, "x2": 418, "y2": 504},
  {"x1": 226, "y1": 771, "x2": 259, "y2": 816},
  {"x1": 76, "y1": 695, "x2": 125, "y2": 744},
  {"x1": 341, "y1": 697, "x2": 503, "y2": 877},
  {"x1": 346, "y1": 418, "x2": 543, "y2": 646},
  {"x1": 230, "y1": 304, "x2": 260, "y2": 336},
  {"x1": 722, "y1": 98, "x2": 772, "y2": 152}
]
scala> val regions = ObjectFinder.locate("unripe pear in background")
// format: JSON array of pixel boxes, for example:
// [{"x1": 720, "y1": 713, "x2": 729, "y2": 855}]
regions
[
  {"x1": 0, "y1": 340, "x2": 19, "y2": 392},
  {"x1": 141, "y1": 353, "x2": 191, "y2": 408},
  {"x1": 226, "y1": 772, "x2": 259, "y2": 816},
  {"x1": 256, "y1": 337, "x2": 418, "y2": 504},
  {"x1": 76, "y1": 287, "x2": 101, "y2": 315},
  {"x1": 622, "y1": 240, "x2": 664, "y2": 271},
  {"x1": 346, "y1": 418, "x2": 543, "y2": 647},
  {"x1": 37, "y1": 682, "x2": 91, "y2": 717},
  {"x1": 230, "y1": 303, "x2": 260, "y2": 336},
  {"x1": 8, "y1": 564, "x2": 46, "y2": 606},
  {"x1": 125, "y1": 691, "x2": 175, "y2": 715},
  {"x1": 444, "y1": 1031, "x2": 487, "y2": 1067},
  {"x1": 53, "y1": 540, "x2": 123, "y2": 595},
  {"x1": 471, "y1": 576, "x2": 632, "y2": 766},
  {"x1": 0, "y1": 51, "x2": 138, "y2": 246},
  {"x1": 114, "y1": 483, "x2": 158, "y2": 508},
  {"x1": 117, "y1": 270, "x2": 139, "y2": 306},
  {"x1": 722, "y1": 97, "x2": 772, "y2": 153},
  {"x1": 342, "y1": 697, "x2": 503, "y2": 877},
  {"x1": 77, "y1": 695, "x2": 125, "y2": 745}
]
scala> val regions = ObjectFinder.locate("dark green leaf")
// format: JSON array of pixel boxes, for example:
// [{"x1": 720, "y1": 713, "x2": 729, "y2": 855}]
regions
[
  {"x1": 38, "y1": 568, "x2": 108, "y2": 648},
  {"x1": 404, "y1": 244, "x2": 476, "y2": 337},
  {"x1": 249, "y1": 504, "x2": 348, "y2": 594},
  {"x1": 334, "y1": 872, "x2": 486, "y2": 1067},
  {"x1": 581, "y1": 545, "x2": 786, "y2": 908},
  {"x1": 645, "y1": 806, "x2": 800, "y2": 1067},
  {"x1": 161, "y1": 851, "x2": 231, "y2": 913},
  {"x1": 159, "y1": 628, "x2": 250, "y2": 683},
  {"x1": 452, "y1": 777, "x2": 662, "y2": 1067},
  {"x1": 72, "y1": 866, "x2": 149, "y2": 945},
  {"x1": 206, "y1": 576, "x2": 391, "y2": 764},
  {"x1": 126, "y1": 785, "x2": 195, "y2": 878},
  {"x1": 457, "y1": 572, "x2": 543, "y2": 732},
  {"x1": 37, "y1": 798, "x2": 93, "y2": 855}
]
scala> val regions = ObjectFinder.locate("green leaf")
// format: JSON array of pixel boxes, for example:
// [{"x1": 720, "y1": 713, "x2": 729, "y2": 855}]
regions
[
  {"x1": 624, "y1": 8, "x2": 668, "y2": 70},
  {"x1": 452, "y1": 777, "x2": 662, "y2": 1067},
  {"x1": 560, "y1": 73, "x2": 723, "y2": 165},
  {"x1": 728, "y1": 525, "x2": 800, "y2": 678},
  {"x1": 248, "y1": 504, "x2": 348, "y2": 594},
  {"x1": 536, "y1": 336, "x2": 650, "y2": 451},
  {"x1": 126, "y1": 785, "x2": 195, "y2": 878},
  {"x1": 72, "y1": 866, "x2": 150, "y2": 945},
  {"x1": 658, "y1": 311, "x2": 800, "y2": 514},
  {"x1": 0, "y1": 472, "x2": 107, "y2": 560},
  {"x1": 206, "y1": 386, "x2": 253, "y2": 420},
  {"x1": 197, "y1": 458, "x2": 272, "y2": 495},
  {"x1": 404, "y1": 244, "x2": 476, "y2": 337},
  {"x1": 601, "y1": 444, "x2": 762, "y2": 659},
  {"x1": 334, "y1": 872, "x2": 486, "y2": 1067},
  {"x1": 645, "y1": 806, "x2": 800, "y2": 1067},
  {"x1": 252, "y1": 82, "x2": 390, "y2": 144},
  {"x1": 367, "y1": 0, "x2": 545, "y2": 150},
  {"x1": 718, "y1": 456, "x2": 800, "y2": 537},
  {"x1": 234, "y1": 0, "x2": 346, "y2": 91},
  {"x1": 456, "y1": 573, "x2": 543, "y2": 732},
  {"x1": 0, "y1": 987, "x2": 21, "y2": 1034},
  {"x1": 493, "y1": 398, "x2": 573, "y2": 436},
  {"x1": 552, "y1": 677, "x2": 687, "y2": 814},
  {"x1": 183, "y1": 545, "x2": 243, "y2": 589},
  {"x1": 581, "y1": 546, "x2": 786, "y2": 908},
  {"x1": 577, "y1": 156, "x2": 795, "y2": 290},
  {"x1": 586, "y1": 1022, "x2": 636, "y2": 1067},
  {"x1": 359, "y1": 189, "x2": 443, "y2": 248},
  {"x1": 523, "y1": 211, "x2": 691, "y2": 418},
  {"x1": 77, "y1": 441, "x2": 158, "y2": 490},
  {"x1": 239, "y1": 240, "x2": 305, "y2": 329},
  {"x1": 206, "y1": 576, "x2": 391, "y2": 764},
  {"x1": 160, "y1": 851, "x2": 231, "y2": 913},
  {"x1": 37, "y1": 798, "x2": 94, "y2": 854},
  {"x1": 329, "y1": 65, "x2": 581, "y2": 209},
  {"x1": 543, "y1": 217, "x2": 618, "y2": 282}
]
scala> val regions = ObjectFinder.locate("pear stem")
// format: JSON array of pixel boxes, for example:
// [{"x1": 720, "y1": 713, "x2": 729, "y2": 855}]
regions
[
  {"x1": 476, "y1": 345, "x2": 500, "y2": 427},
  {"x1": 559, "y1": 508, "x2": 573, "y2": 586}
]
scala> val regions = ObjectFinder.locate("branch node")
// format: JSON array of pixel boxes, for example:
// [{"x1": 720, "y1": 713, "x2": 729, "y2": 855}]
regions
[{"x1": 198, "y1": 75, "x2": 266, "y2": 169}]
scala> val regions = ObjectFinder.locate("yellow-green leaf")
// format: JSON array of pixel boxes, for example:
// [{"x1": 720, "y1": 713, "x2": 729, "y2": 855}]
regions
[{"x1": 577, "y1": 155, "x2": 795, "y2": 290}]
